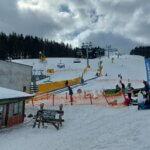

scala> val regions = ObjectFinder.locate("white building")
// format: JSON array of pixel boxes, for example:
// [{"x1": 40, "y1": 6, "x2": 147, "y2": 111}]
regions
[{"x1": 0, "y1": 60, "x2": 32, "y2": 93}]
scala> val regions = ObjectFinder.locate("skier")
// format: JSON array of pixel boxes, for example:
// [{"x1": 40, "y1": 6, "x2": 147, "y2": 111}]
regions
[{"x1": 120, "y1": 81, "x2": 125, "y2": 93}]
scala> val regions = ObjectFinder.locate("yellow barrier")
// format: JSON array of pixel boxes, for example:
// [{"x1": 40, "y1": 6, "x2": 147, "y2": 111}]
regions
[
  {"x1": 47, "y1": 68, "x2": 55, "y2": 73},
  {"x1": 83, "y1": 66, "x2": 88, "y2": 74},
  {"x1": 38, "y1": 77, "x2": 81, "y2": 92},
  {"x1": 87, "y1": 64, "x2": 90, "y2": 68},
  {"x1": 97, "y1": 66, "x2": 103, "y2": 75},
  {"x1": 82, "y1": 64, "x2": 91, "y2": 75}
]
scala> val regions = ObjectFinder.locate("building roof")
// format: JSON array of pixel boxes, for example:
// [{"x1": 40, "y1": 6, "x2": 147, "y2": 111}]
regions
[
  {"x1": 0, "y1": 60, "x2": 33, "y2": 68},
  {"x1": 0, "y1": 87, "x2": 34, "y2": 100}
]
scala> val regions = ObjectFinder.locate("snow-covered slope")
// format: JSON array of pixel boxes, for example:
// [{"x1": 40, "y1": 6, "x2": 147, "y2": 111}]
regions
[
  {"x1": 0, "y1": 55, "x2": 147, "y2": 150},
  {"x1": 1, "y1": 106, "x2": 150, "y2": 150},
  {"x1": 13, "y1": 55, "x2": 146, "y2": 90}
]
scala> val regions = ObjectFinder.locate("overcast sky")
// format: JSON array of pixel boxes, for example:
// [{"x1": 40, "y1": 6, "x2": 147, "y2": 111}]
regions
[{"x1": 0, "y1": 0, "x2": 150, "y2": 53}]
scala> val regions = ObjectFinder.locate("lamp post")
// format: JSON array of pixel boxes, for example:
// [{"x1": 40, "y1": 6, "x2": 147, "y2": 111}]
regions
[{"x1": 82, "y1": 42, "x2": 92, "y2": 68}]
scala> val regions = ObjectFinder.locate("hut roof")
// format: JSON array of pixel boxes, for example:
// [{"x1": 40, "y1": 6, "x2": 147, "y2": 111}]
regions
[{"x1": 0, "y1": 87, "x2": 34, "y2": 100}]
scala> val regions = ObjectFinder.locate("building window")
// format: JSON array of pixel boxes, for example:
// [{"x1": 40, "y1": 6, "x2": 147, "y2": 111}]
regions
[
  {"x1": 0, "y1": 105, "x2": 3, "y2": 123},
  {"x1": 13, "y1": 101, "x2": 23, "y2": 115},
  {"x1": 19, "y1": 101, "x2": 23, "y2": 113},
  {"x1": 13, "y1": 102, "x2": 19, "y2": 115},
  {"x1": 9, "y1": 104, "x2": 13, "y2": 117}
]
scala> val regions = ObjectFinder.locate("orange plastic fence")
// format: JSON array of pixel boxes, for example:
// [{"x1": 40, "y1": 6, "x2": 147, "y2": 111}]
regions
[
  {"x1": 27, "y1": 90, "x2": 126, "y2": 107},
  {"x1": 98, "y1": 78, "x2": 143, "y2": 83}
]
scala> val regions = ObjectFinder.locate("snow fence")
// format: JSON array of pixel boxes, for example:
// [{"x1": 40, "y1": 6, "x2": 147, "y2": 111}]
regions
[{"x1": 27, "y1": 90, "x2": 126, "y2": 107}]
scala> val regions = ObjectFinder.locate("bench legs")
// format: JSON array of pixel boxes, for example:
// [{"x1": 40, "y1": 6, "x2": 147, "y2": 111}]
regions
[{"x1": 52, "y1": 123, "x2": 59, "y2": 130}]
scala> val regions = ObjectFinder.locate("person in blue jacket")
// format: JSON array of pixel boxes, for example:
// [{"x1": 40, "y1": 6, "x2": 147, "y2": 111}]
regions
[
  {"x1": 68, "y1": 86, "x2": 73, "y2": 103},
  {"x1": 143, "y1": 80, "x2": 150, "y2": 99}
]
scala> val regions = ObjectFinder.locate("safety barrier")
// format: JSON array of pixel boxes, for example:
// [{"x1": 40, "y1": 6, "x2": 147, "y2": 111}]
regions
[
  {"x1": 27, "y1": 89, "x2": 125, "y2": 108},
  {"x1": 47, "y1": 68, "x2": 55, "y2": 73},
  {"x1": 82, "y1": 66, "x2": 90, "y2": 75},
  {"x1": 38, "y1": 77, "x2": 81, "y2": 93},
  {"x1": 98, "y1": 78, "x2": 143, "y2": 83},
  {"x1": 102, "y1": 90, "x2": 125, "y2": 106}
]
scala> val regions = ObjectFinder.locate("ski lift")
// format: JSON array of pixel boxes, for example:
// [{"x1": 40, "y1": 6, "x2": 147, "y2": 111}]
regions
[
  {"x1": 73, "y1": 58, "x2": 81, "y2": 63},
  {"x1": 57, "y1": 60, "x2": 65, "y2": 68}
]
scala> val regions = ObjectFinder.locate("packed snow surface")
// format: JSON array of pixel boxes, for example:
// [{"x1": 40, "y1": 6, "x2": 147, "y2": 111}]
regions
[
  {"x1": 1, "y1": 106, "x2": 150, "y2": 150},
  {"x1": 0, "y1": 55, "x2": 149, "y2": 150}
]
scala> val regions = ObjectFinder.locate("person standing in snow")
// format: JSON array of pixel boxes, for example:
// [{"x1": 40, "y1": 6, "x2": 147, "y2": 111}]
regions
[
  {"x1": 120, "y1": 81, "x2": 125, "y2": 93},
  {"x1": 137, "y1": 90, "x2": 145, "y2": 104},
  {"x1": 116, "y1": 84, "x2": 120, "y2": 90},
  {"x1": 127, "y1": 83, "x2": 134, "y2": 103},
  {"x1": 68, "y1": 86, "x2": 73, "y2": 104},
  {"x1": 96, "y1": 72, "x2": 99, "y2": 77},
  {"x1": 138, "y1": 90, "x2": 146, "y2": 110},
  {"x1": 143, "y1": 80, "x2": 150, "y2": 99},
  {"x1": 118, "y1": 74, "x2": 122, "y2": 83},
  {"x1": 65, "y1": 80, "x2": 68, "y2": 87},
  {"x1": 81, "y1": 77, "x2": 84, "y2": 85}
]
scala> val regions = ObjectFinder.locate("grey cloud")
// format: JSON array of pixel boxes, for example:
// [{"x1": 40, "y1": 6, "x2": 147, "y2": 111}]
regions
[
  {"x1": 0, "y1": 0, "x2": 62, "y2": 37},
  {"x1": 64, "y1": 27, "x2": 87, "y2": 40},
  {"x1": 59, "y1": 4, "x2": 70, "y2": 13},
  {"x1": 15, "y1": 10, "x2": 61, "y2": 37},
  {"x1": 0, "y1": 0, "x2": 150, "y2": 53},
  {"x1": 82, "y1": 32, "x2": 141, "y2": 53},
  {"x1": 87, "y1": 9, "x2": 99, "y2": 23},
  {"x1": 0, "y1": 0, "x2": 19, "y2": 33},
  {"x1": 69, "y1": 0, "x2": 91, "y2": 7}
]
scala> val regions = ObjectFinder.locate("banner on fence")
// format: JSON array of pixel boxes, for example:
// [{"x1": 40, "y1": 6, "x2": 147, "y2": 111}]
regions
[{"x1": 38, "y1": 76, "x2": 81, "y2": 92}]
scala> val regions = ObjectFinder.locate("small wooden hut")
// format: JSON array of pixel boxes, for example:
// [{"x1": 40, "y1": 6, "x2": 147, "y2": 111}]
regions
[{"x1": 0, "y1": 87, "x2": 33, "y2": 128}]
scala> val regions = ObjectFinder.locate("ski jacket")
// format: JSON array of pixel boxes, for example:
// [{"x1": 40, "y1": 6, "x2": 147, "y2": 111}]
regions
[{"x1": 137, "y1": 92, "x2": 145, "y2": 104}]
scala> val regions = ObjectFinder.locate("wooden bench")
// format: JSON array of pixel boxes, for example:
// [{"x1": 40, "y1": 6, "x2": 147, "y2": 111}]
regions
[{"x1": 33, "y1": 104, "x2": 64, "y2": 130}]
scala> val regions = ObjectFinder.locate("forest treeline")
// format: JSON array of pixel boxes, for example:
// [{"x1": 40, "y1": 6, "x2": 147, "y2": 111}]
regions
[
  {"x1": 130, "y1": 46, "x2": 150, "y2": 58},
  {"x1": 0, "y1": 32, "x2": 105, "y2": 60}
]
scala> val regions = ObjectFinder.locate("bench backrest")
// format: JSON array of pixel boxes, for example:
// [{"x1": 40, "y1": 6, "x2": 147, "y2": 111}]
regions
[{"x1": 37, "y1": 109, "x2": 64, "y2": 120}]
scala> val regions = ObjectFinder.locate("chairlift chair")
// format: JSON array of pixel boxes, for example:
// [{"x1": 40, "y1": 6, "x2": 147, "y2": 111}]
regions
[{"x1": 73, "y1": 58, "x2": 81, "y2": 63}]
